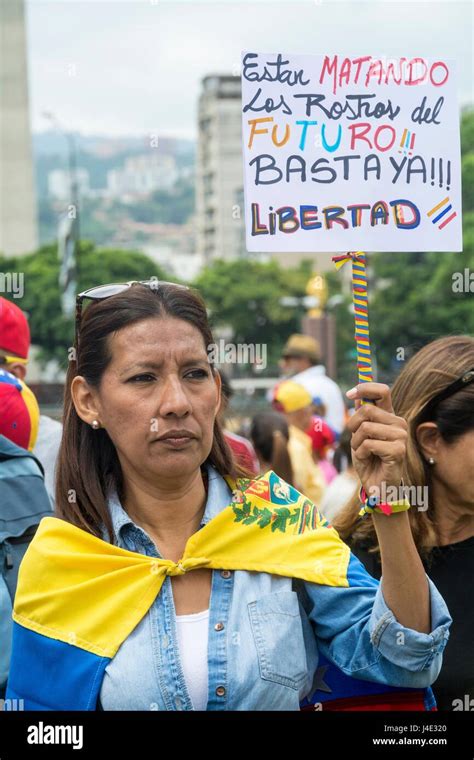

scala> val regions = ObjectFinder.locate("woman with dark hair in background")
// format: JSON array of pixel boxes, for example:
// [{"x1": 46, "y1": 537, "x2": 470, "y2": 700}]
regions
[
  {"x1": 7, "y1": 282, "x2": 452, "y2": 711},
  {"x1": 250, "y1": 410, "x2": 294, "y2": 485},
  {"x1": 334, "y1": 335, "x2": 474, "y2": 710},
  {"x1": 217, "y1": 370, "x2": 259, "y2": 476}
]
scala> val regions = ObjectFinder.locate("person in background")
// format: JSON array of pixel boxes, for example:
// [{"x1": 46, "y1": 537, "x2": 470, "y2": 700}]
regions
[
  {"x1": 272, "y1": 380, "x2": 326, "y2": 506},
  {"x1": 320, "y1": 427, "x2": 359, "y2": 522},
  {"x1": 0, "y1": 369, "x2": 40, "y2": 452},
  {"x1": 333, "y1": 336, "x2": 474, "y2": 711},
  {"x1": 0, "y1": 297, "x2": 62, "y2": 507},
  {"x1": 218, "y1": 370, "x2": 259, "y2": 476},
  {"x1": 250, "y1": 410, "x2": 294, "y2": 485},
  {"x1": 0, "y1": 369, "x2": 52, "y2": 699},
  {"x1": 306, "y1": 409, "x2": 338, "y2": 485},
  {"x1": 279, "y1": 334, "x2": 345, "y2": 434}
]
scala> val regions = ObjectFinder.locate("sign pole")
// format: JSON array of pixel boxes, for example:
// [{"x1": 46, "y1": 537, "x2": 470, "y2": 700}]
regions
[{"x1": 333, "y1": 251, "x2": 374, "y2": 390}]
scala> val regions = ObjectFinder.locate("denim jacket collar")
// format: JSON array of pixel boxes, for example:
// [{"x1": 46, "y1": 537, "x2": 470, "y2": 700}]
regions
[{"x1": 106, "y1": 463, "x2": 233, "y2": 547}]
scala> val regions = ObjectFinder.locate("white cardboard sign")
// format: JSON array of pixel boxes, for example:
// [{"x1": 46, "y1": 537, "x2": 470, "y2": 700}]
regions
[{"x1": 241, "y1": 52, "x2": 462, "y2": 252}]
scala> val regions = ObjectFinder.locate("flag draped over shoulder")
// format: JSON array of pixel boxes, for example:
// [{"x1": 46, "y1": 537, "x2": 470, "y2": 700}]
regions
[{"x1": 7, "y1": 470, "x2": 350, "y2": 709}]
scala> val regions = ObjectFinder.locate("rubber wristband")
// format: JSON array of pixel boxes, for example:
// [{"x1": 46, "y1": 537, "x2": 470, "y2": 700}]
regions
[{"x1": 358, "y1": 486, "x2": 411, "y2": 518}]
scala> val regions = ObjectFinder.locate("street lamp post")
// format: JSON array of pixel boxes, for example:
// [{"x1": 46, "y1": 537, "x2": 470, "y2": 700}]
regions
[
  {"x1": 43, "y1": 112, "x2": 80, "y2": 316},
  {"x1": 279, "y1": 273, "x2": 338, "y2": 380},
  {"x1": 65, "y1": 130, "x2": 81, "y2": 249}
]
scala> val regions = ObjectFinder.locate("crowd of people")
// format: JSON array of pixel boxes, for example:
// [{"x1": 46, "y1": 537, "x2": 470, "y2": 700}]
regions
[
  {"x1": 0, "y1": 286, "x2": 473, "y2": 712},
  {"x1": 222, "y1": 333, "x2": 357, "y2": 519},
  {"x1": 222, "y1": 333, "x2": 474, "y2": 711}
]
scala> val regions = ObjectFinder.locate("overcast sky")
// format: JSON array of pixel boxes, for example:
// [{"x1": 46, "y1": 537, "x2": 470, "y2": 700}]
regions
[{"x1": 26, "y1": 0, "x2": 474, "y2": 139}]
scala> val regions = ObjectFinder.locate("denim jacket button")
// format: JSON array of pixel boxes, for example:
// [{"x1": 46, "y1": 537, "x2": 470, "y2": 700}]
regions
[
  {"x1": 221, "y1": 570, "x2": 232, "y2": 579},
  {"x1": 214, "y1": 622, "x2": 225, "y2": 632},
  {"x1": 216, "y1": 686, "x2": 226, "y2": 697}
]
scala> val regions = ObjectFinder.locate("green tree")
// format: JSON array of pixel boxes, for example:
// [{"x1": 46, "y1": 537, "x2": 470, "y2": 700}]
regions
[
  {"x1": 194, "y1": 258, "x2": 341, "y2": 373},
  {"x1": 369, "y1": 213, "x2": 474, "y2": 379},
  {"x1": 461, "y1": 108, "x2": 474, "y2": 213},
  {"x1": 461, "y1": 107, "x2": 474, "y2": 155},
  {"x1": 0, "y1": 241, "x2": 171, "y2": 366},
  {"x1": 462, "y1": 153, "x2": 474, "y2": 212}
]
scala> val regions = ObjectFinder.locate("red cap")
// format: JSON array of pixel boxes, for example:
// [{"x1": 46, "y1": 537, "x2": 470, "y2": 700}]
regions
[
  {"x1": 0, "y1": 297, "x2": 31, "y2": 359},
  {"x1": 0, "y1": 369, "x2": 40, "y2": 451},
  {"x1": 306, "y1": 416, "x2": 335, "y2": 457}
]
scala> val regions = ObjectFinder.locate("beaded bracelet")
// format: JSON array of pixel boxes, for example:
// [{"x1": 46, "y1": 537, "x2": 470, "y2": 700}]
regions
[{"x1": 358, "y1": 486, "x2": 412, "y2": 518}]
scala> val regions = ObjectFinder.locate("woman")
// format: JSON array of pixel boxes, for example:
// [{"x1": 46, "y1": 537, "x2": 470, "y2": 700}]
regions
[
  {"x1": 218, "y1": 370, "x2": 259, "y2": 476},
  {"x1": 334, "y1": 336, "x2": 474, "y2": 710},
  {"x1": 6, "y1": 281, "x2": 451, "y2": 711},
  {"x1": 250, "y1": 410, "x2": 294, "y2": 485}
]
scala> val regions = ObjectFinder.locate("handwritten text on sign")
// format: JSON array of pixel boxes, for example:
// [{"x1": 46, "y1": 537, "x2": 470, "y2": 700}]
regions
[{"x1": 241, "y1": 53, "x2": 462, "y2": 252}]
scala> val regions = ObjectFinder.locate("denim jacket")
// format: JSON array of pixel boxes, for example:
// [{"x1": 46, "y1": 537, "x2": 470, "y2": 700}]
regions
[{"x1": 99, "y1": 465, "x2": 451, "y2": 711}]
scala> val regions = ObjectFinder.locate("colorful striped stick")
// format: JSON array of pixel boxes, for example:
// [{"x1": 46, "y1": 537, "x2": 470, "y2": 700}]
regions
[{"x1": 332, "y1": 251, "x2": 374, "y2": 388}]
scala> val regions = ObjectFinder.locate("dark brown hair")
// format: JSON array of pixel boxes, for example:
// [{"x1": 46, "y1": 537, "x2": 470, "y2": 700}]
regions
[
  {"x1": 332, "y1": 427, "x2": 354, "y2": 473},
  {"x1": 56, "y1": 283, "x2": 243, "y2": 540},
  {"x1": 334, "y1": 335, "x2": 474, "y2": 561},
  {"x1": 250, "y1": 411, "x2": 294, "y2": 486}
]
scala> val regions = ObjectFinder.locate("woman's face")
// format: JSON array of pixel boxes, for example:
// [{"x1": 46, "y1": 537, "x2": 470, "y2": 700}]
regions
[{"x1": 72, "y1": 316, "x2": 221, "y2": 486}]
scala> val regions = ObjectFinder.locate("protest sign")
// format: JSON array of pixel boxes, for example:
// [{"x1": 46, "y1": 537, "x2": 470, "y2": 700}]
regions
[{"x1": 241, "y1": 52, "x2": 462, "y2": 252}]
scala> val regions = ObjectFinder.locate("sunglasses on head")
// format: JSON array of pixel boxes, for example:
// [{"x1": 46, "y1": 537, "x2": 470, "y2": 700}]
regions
[
  {"x1": 74, "y1": 279, "x2": 189, "y2": 351},
  {"x1": 419, "y1": 367, "x2": 474, "y2": 420}
]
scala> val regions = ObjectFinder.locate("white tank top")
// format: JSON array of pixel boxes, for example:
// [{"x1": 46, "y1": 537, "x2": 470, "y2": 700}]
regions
[{"x1": 175, "y1": 609, "x2": 210, "y2": 710}]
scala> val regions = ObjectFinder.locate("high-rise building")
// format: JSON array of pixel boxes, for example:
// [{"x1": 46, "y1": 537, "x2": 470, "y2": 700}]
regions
[
  {"x1": 0, "y1": 0, "x2": 38, "y2": 255},
  {"x1": 195, "y1": 75, "x2": 341, "y2": 276},
  {"x1": 196, "y1": 75, "x2": 244, "y2": 262}
]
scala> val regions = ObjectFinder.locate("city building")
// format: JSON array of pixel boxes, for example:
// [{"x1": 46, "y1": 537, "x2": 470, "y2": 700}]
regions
[
  {"x1": 48, "y1": 168, "x2": 90, "y2": 200},
  {"x1": 106, "y1": 153, "x2": 178, "y2": 197},
  {"x1": 0, "y1": 0, "x2": 38, "y2": 255},
  {"x1": 196, "y1": 75, "x2": 245, "y2": 262}
]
